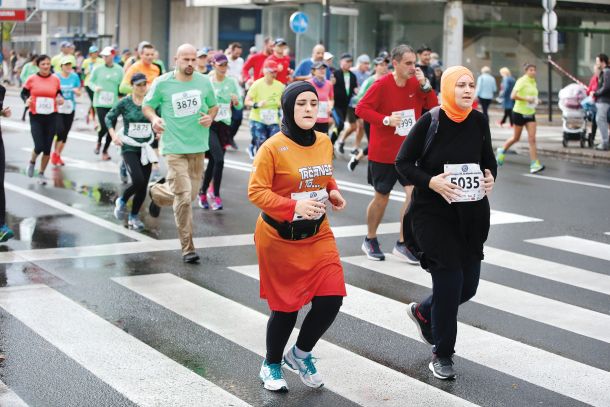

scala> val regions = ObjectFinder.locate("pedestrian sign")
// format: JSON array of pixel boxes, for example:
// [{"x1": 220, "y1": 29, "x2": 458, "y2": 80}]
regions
[{"x1": 289, "y1": 12, "x2": 309, "y2": 34}]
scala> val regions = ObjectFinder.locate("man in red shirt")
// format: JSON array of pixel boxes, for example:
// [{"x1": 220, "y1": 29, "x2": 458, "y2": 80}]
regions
[
  {"x1": 356, "y1": 44, "x2": 437, "y2": 263},
  {"x1": 242, "y1": 37, "x2": 274, "y2": 87},
  {"x1": 263, "y1": 38, "x2": 292, "y2": 85}
]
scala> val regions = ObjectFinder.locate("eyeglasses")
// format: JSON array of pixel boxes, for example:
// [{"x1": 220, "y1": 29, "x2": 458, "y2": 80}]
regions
[{"x1": 133, "y1": 82, "x2": 147, "y2": 87}]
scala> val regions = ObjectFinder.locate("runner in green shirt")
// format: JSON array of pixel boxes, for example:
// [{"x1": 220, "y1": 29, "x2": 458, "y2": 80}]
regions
[
  {"x1": 142, "y1": 43, "x2": 218, "y2": 264},
  {"x1": 82, "y1": 45, "x2": 104, "y2": 125},
  {"x1": 88, "y1": 46, "x2": 124, "y2": 160},
  {"x1": 19, "y1": 55, "x2": 39, "y2": 121}
]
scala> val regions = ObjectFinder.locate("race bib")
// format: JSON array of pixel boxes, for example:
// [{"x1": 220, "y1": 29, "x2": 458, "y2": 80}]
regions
[
  {"x1": 291, "y1": 189, "x2": 329, "y2": 221},
  {"x1": 172, "y1": 90, "x2": 201, "y2": 118},
  {"x1": 128, "y1": 122, "x2": 152, "y2": 138},
  {"x1": 444, "y1": 163, "x2": 485, "y2": 202},
  {"x1": 98, "y1": 91, "x2": 114, "y2": 105},
  {"x1": 317, "y1": 101, "x2": 329, "y2": 119},
  {"x1": 260, "y1": 108, "x2": 278, "y2": 125},
  {"x1": 57, "y1": 99, "x2": 74, "y2": 114},
  {"x1": 35, "y1": 97, "x2": 54, "y2": 115},
  {"x1": 526, "y1": 98, "x2": 539, "y2": 109},
  {"x1": 394, "y1": 109, "x2": 416, "y2": 136},
  {"x1": 215, "y1": 103, "x2": 231, "y2": 122}
]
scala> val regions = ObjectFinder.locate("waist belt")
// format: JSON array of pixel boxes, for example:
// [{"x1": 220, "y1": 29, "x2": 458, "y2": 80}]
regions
[{"x1": 262, "y1": 212, "x2": 325, "y2": 241}]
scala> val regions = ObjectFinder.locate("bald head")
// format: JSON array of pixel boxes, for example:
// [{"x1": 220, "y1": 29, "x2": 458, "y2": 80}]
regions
[
  {"x1": 175, "y1": 44, "x2": 197, "y2": 77},
  {"x1": 176, "y1": 43, "x2": 197, "y2": 58},
  {"x1": 312, "y1": 44, "x2": 325, "y2": 62}
]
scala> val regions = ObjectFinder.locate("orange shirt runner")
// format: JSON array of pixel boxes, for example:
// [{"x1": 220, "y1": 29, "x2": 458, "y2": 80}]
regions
[{"x1": 248, "y1": 131, "x2": 347, "y2": 312}]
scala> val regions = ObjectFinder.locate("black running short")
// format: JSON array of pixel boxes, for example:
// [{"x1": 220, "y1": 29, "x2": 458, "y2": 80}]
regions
[
  {"x1": 367, "y1": 160, "x2": 411, "y2": 194},
  {"x1": 512, "y1": 112, "x2": 536, "y2": 126}
]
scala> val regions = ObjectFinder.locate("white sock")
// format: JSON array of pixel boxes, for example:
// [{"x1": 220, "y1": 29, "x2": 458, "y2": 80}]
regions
[{"x1": 293, "y1": 345, "x2": 310, "y2": 359}]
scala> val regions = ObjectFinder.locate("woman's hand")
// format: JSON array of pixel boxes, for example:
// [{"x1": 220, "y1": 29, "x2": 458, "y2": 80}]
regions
[
  {"x1": 329, "y1": 190, "x2": 346, "y2": 211},
  {"x1": 482, "y1": 169, "x2": 495, "y2": 196},
  {"x1": 1, "y1": 107, "x2": 11, "y2": 118},
  {"x1": 112, "y1": 136, "x2": 123, "y2": 146},
  {"x1": 294, "y1": 199, "x2": 326, "y2": 220},
  {"x1": 429, "y1": 172, "x2": 463, "y2": 204}
]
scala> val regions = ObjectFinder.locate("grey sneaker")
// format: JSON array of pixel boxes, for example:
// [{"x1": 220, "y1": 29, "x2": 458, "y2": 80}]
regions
[
  {"x1": 283, "y1": 346, "x2": 323, "y2": 388},
  {"x1": 392, "y1": 241, "x2": 419, "y2": 264},
  {"x1": 362, "y1": 237, "x2": 385, "y2": 261},
  {"x1": 128, "y1": 214, "x2": 145, "y2": 231},
  {"x1": 429, "y1": 355, "x2": 456, "y2": 380},
  {"x1": 114, "y1": 197, "x2": 127, "y2": 220},
  {"x1": 27, "y1": 162, "x2": 35, "y2": 178},
  {"x1": 37, "y1": 173, "x2": 47, "y2": 185},
  {"x1": 407, "y1": 303, "x2": 433, "y2": 345}
]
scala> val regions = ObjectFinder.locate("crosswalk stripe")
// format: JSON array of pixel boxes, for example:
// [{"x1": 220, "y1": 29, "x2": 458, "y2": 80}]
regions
[
  {"x1": 113, "y1": 273, "x2": 478, "y2": 407},
  {"x1": 0, "y1": 380, "x2": 29, "y2": 407},
  {"x1": 0, "y1": 285, "x2": 250, "y2": 407},
  {"x1": 229, "y1": 264, "x2": 610, "y2": 407},
  {"x1": 526, "y1": 235, "x2": 610, "y2": 262},
  {"x1": 484, "y1": 247, "x2": 610, "y2": 295},
  {"x1": 521, "y1": 173, "x2": 610, "y2": 190},
  {"x1": 342, "y1": 255, "x2": 610, "y2": 344}
]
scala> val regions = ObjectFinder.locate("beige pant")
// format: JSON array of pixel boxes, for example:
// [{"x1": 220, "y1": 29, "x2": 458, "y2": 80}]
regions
[{"x1": 150, "y1": 153, "x2": 205, "y2": 255}]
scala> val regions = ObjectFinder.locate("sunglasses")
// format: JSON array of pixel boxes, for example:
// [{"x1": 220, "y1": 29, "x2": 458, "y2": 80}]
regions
[
  {"x1": 216, "y1": 62, "x2": 228, "y2": 67},
  {"x1": 133, "y1": 82, "x2": 147, "y2": 87}
]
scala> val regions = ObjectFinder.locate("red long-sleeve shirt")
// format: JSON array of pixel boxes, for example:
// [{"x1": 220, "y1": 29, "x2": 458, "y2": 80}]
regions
[
  {"x1": 242, "y1": 52, "x2": 269, "y2": 82},
  {"x1": 356, "y1": 73, "x2": 438, "y2": 164},
  {"x1": 264, "y1": 54, "x2": 292, "y2": 85}
]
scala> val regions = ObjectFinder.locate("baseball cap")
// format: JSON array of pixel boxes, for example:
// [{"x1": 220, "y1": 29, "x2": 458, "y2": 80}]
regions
[
  {"x1": 340, "y1": 53, "x2": 353, "y2": 61},
  {"x1": 130, "y1": 72, "x2": 147, "y2": 85},
  {"x1": 60, "y1": 41, "x2": 73, "y2": 48},
  {"x1": 373, "y1": 57, "x2": 387, "y2": 66},
  {"x1": 263, "y1": 59, "x2": 279, "y2": 73},
  {"x1": 197, "y1": 47, "x2": 209, "y2": 58},
  {"x1": 311, "y1": 61, "x2": 328, "y2": 70},
  {"x1": 323, "y1": 51, "x2": 334, "y2": 61},
  {"x1": 378, "y1": 51, "x2": 389, "y2": 60},
  {"x1": 357, "y1": 54, "x2": 370, "y2": 64},
  {"x1": 60, "y1": 56, "x2": 73, "y2": 66},
  {"x1": 88, "y1": 45, "x2": 99, "y2": 54},
  {"x1": 273, "y1": 38, "x2": 287, "y2": 46},
  {"x1": 99, "y1": 46, "x2": 114, "y2": 57},
  {"x1": 137, "y1": 41, "x2": 151, "y2": 53},
  {"x1": 212, "y1": 53, "x2": 228, "y2": 64}
]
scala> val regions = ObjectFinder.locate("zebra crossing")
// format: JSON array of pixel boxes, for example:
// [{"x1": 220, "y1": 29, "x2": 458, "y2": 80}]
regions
[{"x1": 0, "y1": 228, "x2": 608, "y2": 407}]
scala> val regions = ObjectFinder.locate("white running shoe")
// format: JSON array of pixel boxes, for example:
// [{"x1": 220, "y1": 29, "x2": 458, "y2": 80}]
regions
[
  {"x1": 259, "y1": 360, "x2": 288, "y2": 392},
  {"x1": 283, "y1": 346, "x2": 323, "y2": 388}
]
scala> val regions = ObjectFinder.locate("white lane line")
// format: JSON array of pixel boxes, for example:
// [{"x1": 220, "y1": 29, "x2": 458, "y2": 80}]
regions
[
  {"x1": 522, "y1": 173, "x2": 610, "y2": 190},
  {"x1": 0, "y1": 285, "x2": 250, "y2": 407},
  {"x1": 114, "y1": 273, "x2": 477, "y2": 407},
  {"x1": 605, "y1": 232, "x2": 610, "y2": 236},
  {"x1": 19, "y1": 147, "x2": 119, "y2": 174},
  {"x1": 231, "y1": 264, "x2": 610, "y2": 407},
  {"x1": 4, "y1": 120, "x2": 97, "y2": 143},
  {"x1": 343, "y1": 255, "x2": 610, "y2": 344},
  {"x1": 526, "y1": 235, "x2": 610, "y2": 262},
  {"x1": 484, "y1": 247, "x2": 610, "y2": 296},
  {"x1": 0, "y1": 380, "x2": 29, "y2": 407},
  {"x1": 5, "y1": 182, "x2": 153, "y2": 242}
]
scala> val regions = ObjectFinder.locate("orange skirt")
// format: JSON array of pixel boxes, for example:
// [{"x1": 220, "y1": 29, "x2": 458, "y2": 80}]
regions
[{"x1": 254, "y1": 215, "x2": 346, "y2": 312}]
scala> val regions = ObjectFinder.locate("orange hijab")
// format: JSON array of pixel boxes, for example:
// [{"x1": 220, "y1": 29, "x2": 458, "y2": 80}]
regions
[{"x1": 440, "y1": 66, "x2": 474, "y2": 123}]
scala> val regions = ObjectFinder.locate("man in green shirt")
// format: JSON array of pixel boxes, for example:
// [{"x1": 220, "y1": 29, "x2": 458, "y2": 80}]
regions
[
  {"x1": 143, "y1": 43, "x2": 218, "y2": 264},
  {"x1": 88, "y1": 46, "x2": 124, "y2": 160}
]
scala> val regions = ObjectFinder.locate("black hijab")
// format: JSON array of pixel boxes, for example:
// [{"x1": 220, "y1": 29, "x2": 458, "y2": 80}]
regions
[{"x1": 280, "y1": 81, "x2": 318, "y2": 147}]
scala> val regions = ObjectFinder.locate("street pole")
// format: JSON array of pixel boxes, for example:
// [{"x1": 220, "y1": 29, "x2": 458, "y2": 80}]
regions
[
  {"x1": 114, "y1": 0, "x2": 121, "y2": 46},
  {"x1": 323, "y1": 0, "x2": 330, "y2": 47},
  {"x1": 548, "y1": 54, "x2": 552, "y2": 122}
]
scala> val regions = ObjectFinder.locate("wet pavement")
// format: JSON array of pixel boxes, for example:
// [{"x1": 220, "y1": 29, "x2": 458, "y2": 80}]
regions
[{"x1": 0, "y1": 89, "x2": 608, "y2": 407}]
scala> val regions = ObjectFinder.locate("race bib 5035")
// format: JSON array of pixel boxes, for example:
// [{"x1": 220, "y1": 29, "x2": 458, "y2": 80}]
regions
[{"x1": 444, "y1": 163, "x2": 485, "y2": 202}]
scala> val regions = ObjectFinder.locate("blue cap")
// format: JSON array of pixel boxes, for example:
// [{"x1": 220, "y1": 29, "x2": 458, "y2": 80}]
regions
[{"x1": 88, "y1": 45, "x2": 99, "y2": 54}]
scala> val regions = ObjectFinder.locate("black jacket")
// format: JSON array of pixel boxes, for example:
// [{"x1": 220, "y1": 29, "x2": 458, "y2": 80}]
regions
[
  {"x1": 333, "y1": 69, "x2": 358, "y2": 109},
  {"x1": 594, "y1": 67, "x2": 610, "y2": 104}
]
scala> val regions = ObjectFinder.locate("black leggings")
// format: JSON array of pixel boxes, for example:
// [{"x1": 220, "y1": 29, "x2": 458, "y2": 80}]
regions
[
  {"x1": 500, "y1": 108, "x2": 513, "y2": 126},
  {"x1": 266, "y1": 295, "x2": 343, "y2": 364},
  {"x1": 96, "y1": 107, "x2": 112, "y2": 153},
  {"x1": 0, "y1": 134, "x2": 5, "y2": 225},
  {"x1": 200, "y1": 125, "x2": 226, "y2": 197},
  {"x1": 56, "y1": 111, "x2": 75, "y2": 143},
  {"x1": 122, "y1": 151, "x2": 152, "y2": 215},
  {"x1": 30, "y1": 112, "x2": 57, "y2": 155},
  {"x1": 478, "y1": 98, "x2": 491, "y2": 122}
]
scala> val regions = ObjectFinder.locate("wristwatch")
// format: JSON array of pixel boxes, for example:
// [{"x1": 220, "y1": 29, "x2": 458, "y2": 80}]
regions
[
  {"x1": 383, "y1": 116, "x2": 391, "y2": 126},
  {"x1": 420, "y1": 79, "x2": 432, "y2": 92}
]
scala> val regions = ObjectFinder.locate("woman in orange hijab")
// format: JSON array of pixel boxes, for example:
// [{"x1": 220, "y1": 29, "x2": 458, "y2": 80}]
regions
[{"x1": 395, "y1": 66, "x2": 496, "y2": 380}]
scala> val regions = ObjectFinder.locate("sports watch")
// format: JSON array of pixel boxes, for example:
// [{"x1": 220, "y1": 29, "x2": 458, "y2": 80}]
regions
[{"x1": 383, "y1": 116, "x2": 391, "y2": 126}]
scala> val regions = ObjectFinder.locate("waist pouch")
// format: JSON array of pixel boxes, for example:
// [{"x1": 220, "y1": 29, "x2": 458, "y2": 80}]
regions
[{"x1": 262, "y1": 213, "x2": 325, "y2": 241}]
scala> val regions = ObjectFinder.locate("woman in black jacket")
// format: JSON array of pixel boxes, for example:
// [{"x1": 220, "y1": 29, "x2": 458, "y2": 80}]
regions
[{"x1": 395, "y1": 66, "x2": 496, "y2": 380}]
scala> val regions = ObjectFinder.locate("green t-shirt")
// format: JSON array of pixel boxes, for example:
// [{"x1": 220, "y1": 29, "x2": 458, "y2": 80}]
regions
[
  {"x1": 246, "y1": 78, "x2": 284, "y2": 124},
  {"x1": 209, "y1": 74, "x2": 243, "y2": 126},
  {"x1": 20, "y1": 62, "x2": 39, "y2": 84},
  {"x1": 82, "y1": 57, "x2": 104, "y2": 87},
  {"x1": 104, "y1": 96, "x2": 154, "y2": 154},
  {"x1": 352, "y1": 75, "x2": 377, "y2": 105},
  {"x1": 512, "y1": 75, "x2": 538, "y2": 115},
  {"x1": 51, "y1": 53, "x2": 77, "y2": 74},
  {"x1": 88, "y1": 64, "x2": 124, "y2": 108},
  {"x1": 143, "y1": 71, "x2": 217, "y2": 155}
]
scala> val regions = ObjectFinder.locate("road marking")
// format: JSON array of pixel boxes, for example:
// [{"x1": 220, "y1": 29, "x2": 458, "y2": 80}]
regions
[
  {"x1": 342, "y1": 255, "x2": 610, "y2": 344},
  {"x1": 19, "y1": 147, "x2": 118, "y2": 174},
  {"x1": 5, "y1": 182, "x2": 153, "y2": 242},
  {"x1": 230, "y1": 264, "x2": 610, "y2": 407},
  {"x1": 114, "y1": 273, "x2": 477, "y2": 407},
  {"x1": 0, "y1": 380, "x2": 29, "y2": 407},
  {"x1": 526, "y1": 235, "x2": 610, "y2": 262},
  {"x1": 484, "y1": 246, "x2": 610, "y2": 295},
  {"x1": 0, "y1": 284, "x2": 250, "y2": 407},
  {"x1": 522, "y1": 173, "x2": 610, "y2": 190}
]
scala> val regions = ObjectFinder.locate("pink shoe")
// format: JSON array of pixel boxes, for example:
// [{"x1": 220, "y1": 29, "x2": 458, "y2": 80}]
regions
[
  {"x1": 211, "y1": 196, "x2": 223, "y2": 211},
  {"x1": 206, "y1": 185, "x2": 215, "y2": 200},
  {"x1": 198, "y1": 193, "x2": 209, "y2": 209}
]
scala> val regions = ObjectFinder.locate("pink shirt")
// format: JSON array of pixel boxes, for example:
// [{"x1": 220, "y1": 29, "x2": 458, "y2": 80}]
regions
[{"x1": 308, "y1": 78, "x2": 334, "y2": 123}]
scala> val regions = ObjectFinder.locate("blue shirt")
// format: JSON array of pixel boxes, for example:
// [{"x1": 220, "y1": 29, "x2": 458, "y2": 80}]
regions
[
  {"x1": 55, "y1": 71, "x2": 81, "y2": 103},
  {"x1": 476, "y1": 73, "x2": 497, "y2": 100},
  {"x1": 294, "y1": 58, "x2": 331, "y2": 80},
  {"x1": 500, "y1": 76, "x2": 516, "y2": 109}
]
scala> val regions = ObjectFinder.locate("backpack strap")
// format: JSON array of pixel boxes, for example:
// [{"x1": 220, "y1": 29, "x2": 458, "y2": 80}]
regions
[{"x1": 415, "y1": 106, "x2": 441, "y2": 167}]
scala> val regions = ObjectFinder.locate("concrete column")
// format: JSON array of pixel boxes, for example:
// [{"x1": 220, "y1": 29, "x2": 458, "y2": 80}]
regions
[
  {"x1": 97, "y1": 0, "x2": 106, "y2": 36},
  {"x1": 442, "y1": 0, "x2": 463, "y2": 67},
  {"x1": 41, "y1": 11, "x2": 48, "y2": 54}
]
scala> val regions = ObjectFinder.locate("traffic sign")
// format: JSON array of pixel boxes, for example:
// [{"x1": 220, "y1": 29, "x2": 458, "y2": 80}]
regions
[
  {"x1": 0, "y1": 9, "x2": 26, "y2": 21},
  {"x1": 289, "y1": 12, "x2": 309, "y2": 34},
  {"x1": 542, "y1": 10, "x2": 557, "y2": 31},
  {"x1": 543, "y1": 30, "x2": 558, "y2": 53}
]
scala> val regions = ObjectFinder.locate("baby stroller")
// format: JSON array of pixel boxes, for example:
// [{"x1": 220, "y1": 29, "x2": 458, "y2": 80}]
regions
[{"x1": 558, "y1": 83, "x2": 592, "y2": 148}]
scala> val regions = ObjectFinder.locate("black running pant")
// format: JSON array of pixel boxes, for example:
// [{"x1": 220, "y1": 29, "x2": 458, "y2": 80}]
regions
[
  {"x1": 266, "y1": 296, "x2": 343, "y2": 364},
  {"x1": 56, "y1": 111, "x2": 75, "y2": 143},
  {"x1": 96, "y1": 107, "x2": 112, "y2": 153},
  {"x1": 229, "y1": 105, "x2": 243, "y2": 139},
  {"x1": 200, "y1": 125, "x2": 226, "y2": 197},
  {"x1": 500, "y1": 108, "x2": 513, "y2": 126},
  {"x1": 478, "y1": 98, "x2": 491, "y2": 122},
  {"x1": 30, "y1": 112, "x2": 57, "y2": 155},
  {"x1": 122, "y1": 151, "x2": 152, "y2": 215}
]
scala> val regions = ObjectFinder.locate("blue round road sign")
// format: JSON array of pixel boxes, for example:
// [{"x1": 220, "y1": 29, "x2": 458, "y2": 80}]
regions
[{"x1": 289, "y1": 12, "x2": 309, "y2": 34}]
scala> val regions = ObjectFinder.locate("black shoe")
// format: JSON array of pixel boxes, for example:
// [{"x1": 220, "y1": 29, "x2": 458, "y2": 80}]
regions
[
  {"x1": 347, "y1": 156, "x2": 359, "y2": 172},
  {"x1": 350, "y1": 148, "x2": 360, "y2": 156},
  {"x1": 183, "y1": 252, "x2": 200, "y2": 264},
  {"x1": 407, "y1": 303, "x2": 433, "y2": 345},
  {"x1": 429, "y1": 355, "x2": 456, "y2": 380},
  {"x1": 147, "y1": 178, "x2": 165, "y2": 218}
]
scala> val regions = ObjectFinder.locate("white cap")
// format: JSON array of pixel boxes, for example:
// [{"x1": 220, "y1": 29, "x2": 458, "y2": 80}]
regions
[
  {"x1": 323, "y1": 51, "x2": 334, "y2": 61},
  {"x1": 99, "y1": 46, "x2": 114, "y2": 57}
]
